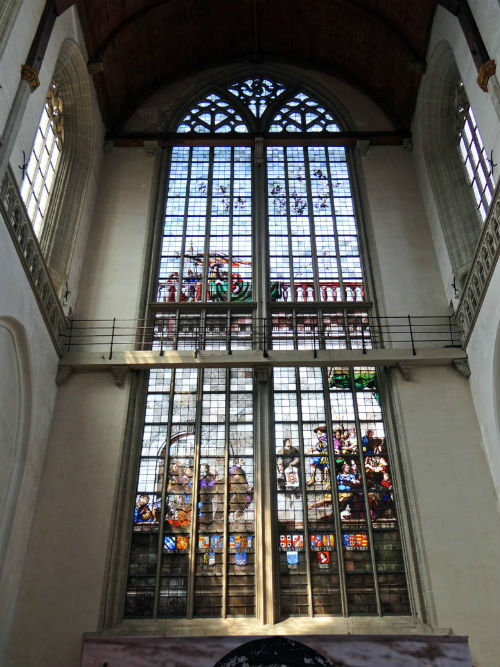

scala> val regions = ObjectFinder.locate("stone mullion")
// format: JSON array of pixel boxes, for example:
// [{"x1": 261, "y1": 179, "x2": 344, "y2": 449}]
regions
[
  {"x1": 186, "y1": 369, "x2": 205, "y2": 618},
  {"x1": 294, "y1": 368, "x2": 314, "y2": 616},
  {"x1": 153, "y1": 369, "x2": 177, "y2": 618},
  {"x1": 320, "y1": 367, "x2": 349, "y2": 616},
  {"x1": 283, "y1": 148, "x2": 296, "y2": 303},
  {"x1": 325, "y1": 147, "x2": 346, "y2": 301},
  {"x1": 221, "y1": 368, "x2": 231, "y2": 617},
  {"x1": 349, "y1": 367, "x2": 382, "y2": 616},
  {"x1": 176, "y1": 147, "x2": 192, "y2": 303},
  {"x1": 201, "y1": 149, "x2": 215, "y2": 303},
  {"x1": 303, "y1": 148, "x2": 321, "y2": 303}
]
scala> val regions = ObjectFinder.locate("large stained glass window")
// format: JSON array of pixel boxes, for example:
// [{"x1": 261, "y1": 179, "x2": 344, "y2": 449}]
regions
[
  {"x1": 126, "y1": 367, "x2": 255, "y2": 618},
  {"x1": 268, "y1": 146, "x2": 363, "y2": 303},
  {"x1": 125, "y1": 76, "x2": 410, "y2": 620},
  {"x1": 158, "y1": 146, "x2": 252, "y2": 303},
  {"x1": 274, "y1": 366, "x2": 408, "y2": 616}
]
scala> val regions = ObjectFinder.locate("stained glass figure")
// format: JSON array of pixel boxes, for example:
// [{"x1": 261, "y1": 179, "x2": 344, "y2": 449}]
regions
[
  {"x1": 269, "y1": 92, "x2": 340, "y2": 133},
  {"x1": 177, "y1": 93, "x2": 249, "y2": 133},
  {"x1": 127, "y1": 78, "x2": 409, "y2": 621},
  {"x1": 228, "y1": 77, "x2": 286, "y2": 117}
]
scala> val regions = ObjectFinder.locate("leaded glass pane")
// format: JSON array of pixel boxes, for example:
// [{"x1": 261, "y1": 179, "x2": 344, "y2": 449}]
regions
[
  {"x1": 177, "y1": 93, "x2": 249, "y2": 133},
  {"x1": 158, "y1": 146, "x2": 252, "y2": 303},
  {"x1": 455, "y1": 82, "x2": 495, "y2": 221},
  {"x1": 274, "y1": 366, "x2": 409, "y2": 616},
  {"x1": 125, "y1": 368, "x2": 255, "y2": 618},
  {"x1": 267, "y1": 145, "x2": 364, "y2": 305},
  {"x1": 127, "y1": 78, "x2": 409, "y2": 622},
  {"x1": 228, "y1": 77, "x2": 286, "y2": 117},
  {"x1": 21, "y1": 80, "x2": 63, "y2": 237},
  {"x1": 269, "y1": 92, "x2": 340, "y2": 133}
]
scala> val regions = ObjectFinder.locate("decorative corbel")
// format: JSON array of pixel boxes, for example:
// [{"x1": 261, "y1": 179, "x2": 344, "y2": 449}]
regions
[
  {"x1": 254, "y1": 365, "x2": 271, "y2": 384},
  {"x1": 144, "y1": 140, "x2": 160, "y2": 157},
  {"x1": 396, "y1": 362, "x2": 412, "y2": 381},
  {"x1": 111, "y1": 365, "x2": 129, "y2": 387},
  {"x1": 402, "y1": 137, "x2": 413, "y2": 152},
  {"x1": 356, "y1": 139, "x2": 371, "y2": 158},
  {"x1": 20, "y1": 65, "x2": 40, "y2": 93},
  {"x1": 452, "y1": 358, "x2": 471, "y2": 379},
  {"x1": 477, "y1": 60, "x2": 496, "y2": 92},
  {"x1": 55, "y1": 365, "x2": 73, "y2": 386}
]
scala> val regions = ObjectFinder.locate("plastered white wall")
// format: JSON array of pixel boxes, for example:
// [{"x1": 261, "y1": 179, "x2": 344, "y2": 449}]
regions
[
  {"x1": 5, "y1": 373, "x2": 133, "y2": 667},
  {"x1": 411, "y1": 3, "x2": 500, "y2": 502},
  {"x1": 74, "y1": 147, "x2": 155, "y2": 320},
  {"x1": 466, "y1": 259, "x2": 500, "y2": 497},
  {"x1": 0, "y1": 221, "x2": 59, "y2": 662},
  {"x1": 412, "y1": 4, "x2": 500, "y2": 308},
  {"x1": 359, "y1": 146, "x2": 449, "y2": 316},
  {"x1": 391, "y1": 366, "x2": 500, "y2": 667},
  {"x1": 5, "y1": 146, "x2": 156, "y2": 666}
]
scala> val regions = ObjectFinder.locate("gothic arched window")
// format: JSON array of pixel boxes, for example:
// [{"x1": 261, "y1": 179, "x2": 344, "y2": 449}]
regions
[
  {"x1": 125, "y1": 78, "x2": 410, "y2": 620},
  {"x1": 455, "y1": 82, "x2": 495, "y2": 222},
  {"x1": 20, "y1": 79, "x2": 63, "y2": 237}
]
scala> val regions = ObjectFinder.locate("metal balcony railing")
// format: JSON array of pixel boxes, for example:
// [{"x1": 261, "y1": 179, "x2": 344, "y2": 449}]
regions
[{"x1": 60, "y1": 314, "x2": 462, "y2": 360}]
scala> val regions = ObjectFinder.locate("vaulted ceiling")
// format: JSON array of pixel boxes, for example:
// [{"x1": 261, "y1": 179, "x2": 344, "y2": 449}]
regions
[{"x1": 56, "y1": 0, "x2": 439, "y2": 133}]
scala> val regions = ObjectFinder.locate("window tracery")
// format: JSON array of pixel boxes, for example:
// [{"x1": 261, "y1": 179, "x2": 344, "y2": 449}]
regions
[
  {"x1": 228, "y1": 77, "x2": 286, "y2": 117},
  {"x1": 20, "y1": 79, "x2": 63, "y2": 237},
  {"x1": 125, "y1": 78, "x2": 409, "y2": 621},
  {"x1": 177, "y1": 93, "x2": 248, "y2": 133},
  {"x1": 269, "y1": 92, "x2": 340, "y2": 133}
]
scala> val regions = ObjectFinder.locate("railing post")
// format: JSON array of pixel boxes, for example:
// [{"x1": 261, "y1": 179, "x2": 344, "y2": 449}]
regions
[
  {"x1": 109, "y1": 317, "x2": 116, "y2": 360},
  {"x1": 448, "y1": 315, "x2": 454, "y2": 346},
  {"x1": 361, "y1": 318, "x2": 366, "y2": 354},
  {"x1": 159, "y1": 316, "x2": 165, "y2": 357},
  {"x1": 67, "y1": 317, "x2": 73, "y2": 352},
  {"x1": 226, "y1": 312, "x2": 232, "y2": 355},
  {"x1": 408, "y1": 314, "x2": 416, "y2": 355}
]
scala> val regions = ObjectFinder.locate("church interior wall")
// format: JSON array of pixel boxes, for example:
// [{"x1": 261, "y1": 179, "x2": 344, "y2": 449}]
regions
[
  {"x1": 357, "y1": 145, "x2": 449, "y2": 316},
  {"x1": 411, "y1": 2, "x2": 500, "y2": 502},
  {"x1": 389, "y1": 366, "x2": 500, "y2": 667},
  {"x1": 0, "y1": 221, "x2": 59, "y2": 659},
  {"x1": 0, "y1": 0, "x2": 45, "y2": 138},
  {"x1": 2, "y1": 2, "x2": 500, "y2": 666},
  {"x1": 4, "y1": 372, "x2": 133, "y2": 667}
]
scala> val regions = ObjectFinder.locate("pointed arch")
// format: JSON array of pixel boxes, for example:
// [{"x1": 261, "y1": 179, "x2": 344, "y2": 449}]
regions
[
  {"x1": 39, "y1": 38, "x2": 95, "y2": 297},
  {"x1": 177, "y1": 93, "x2": 249, "y2": 134},
  {"x1": 419, "y1": 40, "x2": 482, "y2": 286},
  {"x1": 268, "y1": 91, "x2": 341, "y2": 133}
]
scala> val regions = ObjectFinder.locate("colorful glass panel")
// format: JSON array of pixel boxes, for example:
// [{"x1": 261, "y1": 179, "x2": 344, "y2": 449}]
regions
[
  {"x1": 267, "y1": 146, "x2": 364, "y2": 304},
  {"x1": 158, "y1": 146, "x2": 252, "y2": 303},
  {"x1": 127, "y1": 78, "x2": 409, "y2": 621},
  {"x1": 274, "y1": 366, "x2": 409, "y2": 615}
]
